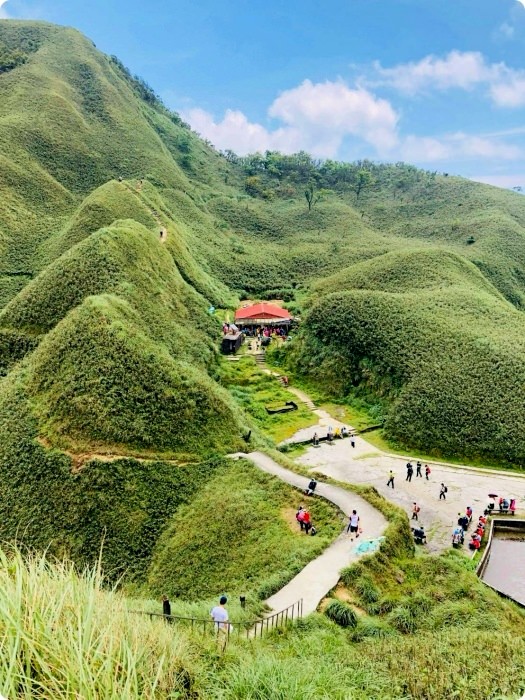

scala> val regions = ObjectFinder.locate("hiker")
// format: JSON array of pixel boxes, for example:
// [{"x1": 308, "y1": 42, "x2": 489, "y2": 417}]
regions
[
  {"x1": 425, "y1": 464, "x2": 431, "y2": 480},
  {"x1": 210, "y1": 596, "x2": 230, "y2": 652},
  {"x1": 350, "y1": 436, "x2": 356, "y2": 448},
  {"x1": 334, "y1": 427, "x2": 341, "y2": 439},
  {"x1": 312, "y1": 432, "x2": 320, "y2": 447},
  {"x1": 303, "y1": 509, "x2": 312, "y2": 534},
  {"x1": 469, "y1": 534, "x2": 481, "y2": 551},
  {"x1": 406, "y1": 462, "x2": 414, "y2": 482},
  {"x1": 346, "y1": 509, "x2": 360, "y2": 537},
  {"x1": 341, "y1": 426, "x2": 348, "y2": 438},
  {"x1": 327, "y1": 426, "x2": 334, "y2": 443},
  {"x1": 296, "y1": 506, "x2": 305, "y2": 530},
  {"x1": 466, "y1": 506, "x2": 473, "y2": 522},
  {"x1": 452, "y1": 527, "x2": 464, "y2": 548},
  {"x1": 416, "y1": 461, "x2": 422, "y2": 478},
  {"x1": 412, "y1": 525, "x2": 426, "y2": 545},
  {"x1": 305, "y1": 478, "x2": 317, "y2": 496},
  {"x1": 162, "y1": 595, "x2": 172, "y2": 623},
  {"x1": 510, "y1": 498, "x2": 516, "y2": 515},
  {"x1": 411, "y1": 502, "x2": 420, "y2": 520},
  {"x1": 457, "y1": 513, "x2": 469, "y2": 531},
  {"x1": 439, "y1": 483, "x2": 447, "y2": 500},
  {"x1": 386, "y1": 470, "x2": 395, "y2": 489}
]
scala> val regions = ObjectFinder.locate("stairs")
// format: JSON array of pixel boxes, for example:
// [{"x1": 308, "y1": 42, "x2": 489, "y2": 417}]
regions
[{"x1": 254, "y1": 353, "x2": 266, "y2": 366}]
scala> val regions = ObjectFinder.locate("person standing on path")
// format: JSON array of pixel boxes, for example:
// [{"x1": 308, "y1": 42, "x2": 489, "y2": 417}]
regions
[
  {"x1": 416, "y1": 461, "x2": 422, "y2": 478},
  {"x1": 210, "y1": 596, "x2": 229, "y2": 652},
  {"x1": 406, "y1": 463, "x2": 414, "y2": 482},
  {"x1": 411, "y1": 503, "x2": 420, "y2": 521},
  {"x1": 296, "y1": 506, "x2": 305, "y2": 531},
  {"x1": 387, "y1": 470, "x2": 395, "y2": 489},
  {"x1": 346, "y1": 509, "x2": 360, "y2": 537},
  {"x1": 425, "y1": 465, "x2": 431, "y2": 480},
  {"x1": 439, "y1": 483, "x2": 448, "y2": 500}
]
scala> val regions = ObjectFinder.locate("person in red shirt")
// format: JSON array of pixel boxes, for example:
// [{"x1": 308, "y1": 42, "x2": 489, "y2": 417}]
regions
[{"x1": 302, "y1": 510, "x2": 312, "y2": 534}]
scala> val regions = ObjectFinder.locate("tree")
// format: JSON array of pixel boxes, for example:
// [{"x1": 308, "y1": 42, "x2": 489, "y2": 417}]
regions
[
  {"x1": 352, "y1": 169, "x2": 375, "y2": 201},
  {"x1": 304, "y1": 183, "x2": 320, "y2": 212}
]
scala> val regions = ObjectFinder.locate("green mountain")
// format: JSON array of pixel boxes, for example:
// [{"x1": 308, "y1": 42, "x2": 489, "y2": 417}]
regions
[{"x1": 1, "y1": 18, "x2": 525, "y2": 579}]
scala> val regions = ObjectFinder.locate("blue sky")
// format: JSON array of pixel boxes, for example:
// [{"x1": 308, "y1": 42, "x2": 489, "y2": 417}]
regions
[{"x1": 2, "y1": 0, "x2": 525, "y2": 188}]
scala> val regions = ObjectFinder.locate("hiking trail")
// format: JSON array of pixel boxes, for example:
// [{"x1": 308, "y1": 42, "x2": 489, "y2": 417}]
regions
[
  {"x1": 230, "y1": 451, "x2": 387, "y2": 616},
  {"x1": 121, "y1": 179, "x2": 168, "y2": 243}
]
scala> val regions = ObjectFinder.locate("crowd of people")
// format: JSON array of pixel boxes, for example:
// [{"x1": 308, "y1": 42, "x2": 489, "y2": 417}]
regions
[{"x1": 312, "y1": 426, "x2": 354, "y2": 447}]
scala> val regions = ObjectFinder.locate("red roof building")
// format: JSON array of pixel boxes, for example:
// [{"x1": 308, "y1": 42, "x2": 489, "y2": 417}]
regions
[{"x1": 234, "y1": 302, "x2": 291, "y2": 325}]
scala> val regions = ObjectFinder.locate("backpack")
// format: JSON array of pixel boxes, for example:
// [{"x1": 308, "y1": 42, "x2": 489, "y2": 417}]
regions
[
  {"x1": 416, "y1": 506, "x2": 420, "y2": 513},
  {"x1": 444, "y1": 486, "x2": 448, "y2": 493}
]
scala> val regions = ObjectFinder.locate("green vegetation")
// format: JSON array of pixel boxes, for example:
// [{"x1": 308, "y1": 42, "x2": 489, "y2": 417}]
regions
[
  {"x1": 147, "y1": 458, "x2": 341, "y2": 600},
  {"x1": 1, "y1": 20, "x2": 525, "y2": 698},
  {"x1": 324, "y1": 599, "x2": 358, "y2": 627},
  {"x1": 218, "y1": 354, "x2": 317, "y2": 442},
  {"x1": 281, "y1": 247, "x2": 525, "y2": 466},
  {"x1": 0, "y1": 548, "x2": 197, "y2": 699}
]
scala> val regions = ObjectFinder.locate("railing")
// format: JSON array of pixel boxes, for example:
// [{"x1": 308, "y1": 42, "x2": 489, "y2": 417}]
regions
[
  {"x1": 476, "y1": 518, "x2": 525, "y2": 609},
  {"x1": 133, "y1": 598, "x2": 303, "y2": 640}
]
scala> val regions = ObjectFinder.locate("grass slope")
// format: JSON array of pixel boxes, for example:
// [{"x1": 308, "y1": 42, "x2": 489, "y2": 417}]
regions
[
  {"x1": 147, "y1": 458, "x2": 341, "y2": 600},
  {"x1": 284, "y1": 246, "x2": 525, "y2": 464}
]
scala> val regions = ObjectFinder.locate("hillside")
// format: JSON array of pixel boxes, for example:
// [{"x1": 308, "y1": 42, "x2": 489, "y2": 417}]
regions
[{"x1": 0, "y1": 17, "x2": 525, "y2": 581}]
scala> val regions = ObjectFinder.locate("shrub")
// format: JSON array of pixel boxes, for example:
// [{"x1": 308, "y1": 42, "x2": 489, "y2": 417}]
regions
[{"x1": 324, "y1": 600, "x2": 358, "y2": 628}]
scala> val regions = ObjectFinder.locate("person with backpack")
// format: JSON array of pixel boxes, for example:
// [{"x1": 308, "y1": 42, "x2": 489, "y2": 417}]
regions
[
  {"x1": 386, "y1": 470, "x2": 395, "y2": 489},
  {"x1": 305, "y1": 478, "x2": 317, "y2": 496},
  {"x1": 303, "y1": 509, "x2": 312, "y2": 534},
  {"x1": 425, "y1": 464, "x2": 431, "y2": 480},
  {"x1": 439, "y1": 483, "x2": 448, "y2": 500},
  {"x1": 296, "y1": 506, "x2": 305, "y2": 530},
  {"x1": 416, "y1": 461, "x2": 422, "y2": 478},
  {"x1": 406, "y1": 462, "x2": 414, "y2": 482},
  {"x1": 411, "y1": 502, "x2": 420, "y2": 520}
]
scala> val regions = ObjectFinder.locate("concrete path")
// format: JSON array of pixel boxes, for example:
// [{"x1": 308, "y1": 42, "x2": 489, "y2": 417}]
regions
[
  {"x1": 231, "y1": 451, "x2": 387, "y2": 616},
  {"x1": 295, "y1": 433, "x2": 525, "y2": 552}
]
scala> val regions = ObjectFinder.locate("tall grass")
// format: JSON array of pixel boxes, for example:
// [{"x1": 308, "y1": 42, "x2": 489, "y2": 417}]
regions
[{"x1": 0, "y1": 547, "x2": 196, "y2": 699}]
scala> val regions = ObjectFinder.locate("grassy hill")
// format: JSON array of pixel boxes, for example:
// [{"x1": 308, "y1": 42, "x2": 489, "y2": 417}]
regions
[
  {"x1": 1, "y1": 18, "x2": 525, "y2": 587},
  {"x1": 1, "y1": 18, "x2": 525, "y2": 700}
]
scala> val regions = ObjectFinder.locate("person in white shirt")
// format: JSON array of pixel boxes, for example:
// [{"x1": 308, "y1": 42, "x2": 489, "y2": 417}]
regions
[
  {"x1": 210, "y1": 596, "x2": 229, "y2": 651},
  {"x1": 346, "y1": 510, "x2": 360, "y2": 537}
]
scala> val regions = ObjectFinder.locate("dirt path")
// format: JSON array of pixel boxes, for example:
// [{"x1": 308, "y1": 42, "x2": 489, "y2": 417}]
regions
[
  {"x1": 230, "y1": 451, "x2": 387, "y2": 615},
  {"x1": 121, "y1": 179, "x2": 168, "y2": 243}
]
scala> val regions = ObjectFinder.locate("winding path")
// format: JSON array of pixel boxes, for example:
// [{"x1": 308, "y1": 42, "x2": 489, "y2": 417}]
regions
[{"x1": 230, "y1": 451, "x2": 387, "y2": 616}]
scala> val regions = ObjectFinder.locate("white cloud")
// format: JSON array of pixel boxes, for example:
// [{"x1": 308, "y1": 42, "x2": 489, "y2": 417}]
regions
[
  {"x1": 0, "y1": 0, "x2": 10, "y2": 18},
  {"x1": 182, "y1": 107, "x2": 302, "y2": 155},
  {"x1": 374, "y1": 51, "x2": 493, "y2": 94},
  {"x1": 400, "y1": 132, "x2": 522, "y2": 163},
  {"x1": 375, "y1": 50, "x2": 525, "y2": 108},
  {"x1": 183, "y1": 79, "x2": 399, "y2": 158},
  {"x1": 489, "y1": 72, "x2": 525, "y2": 107}
]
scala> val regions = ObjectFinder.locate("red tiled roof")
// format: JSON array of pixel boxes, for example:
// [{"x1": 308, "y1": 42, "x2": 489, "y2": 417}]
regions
[{"x1": 235, "y1": 303, "x2": 291, "y2": 321}]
